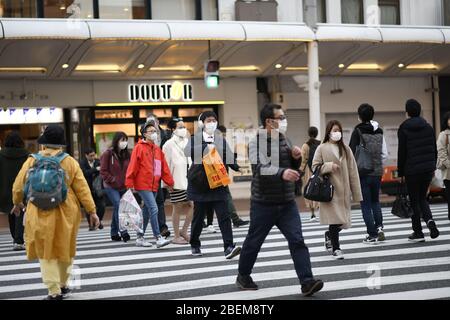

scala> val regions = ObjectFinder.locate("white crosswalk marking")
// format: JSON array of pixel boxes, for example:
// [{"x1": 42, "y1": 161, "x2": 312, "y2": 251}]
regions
[{"x1": 0, "y1": 204, "x2": 449, "y2": 300}]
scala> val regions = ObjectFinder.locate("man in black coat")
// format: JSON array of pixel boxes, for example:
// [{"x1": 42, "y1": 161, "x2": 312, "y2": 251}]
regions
[
  {"x1": 397, "y1": 99, "x2": 440, "y2": 242},
  {"x1": 80, "y1": 148, "x2": 105, "y2": 230},
  {"x1": 235, "y1": 103, "x2": 323, "y2": 297}
]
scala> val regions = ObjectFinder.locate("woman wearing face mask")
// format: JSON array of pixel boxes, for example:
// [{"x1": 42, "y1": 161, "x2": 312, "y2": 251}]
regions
[
  {"x1": 100, "y1": 132, "x2": 131, "y2": 242},
  {"x1": 311, "y1": 120, "x2": 362, "y2": 260},
  {"x1": 162, "y1": 118, "x2": 194, "y2": 244},
  {"x1": 126, "y1": 121, "x2": 174, "y2": 248}
]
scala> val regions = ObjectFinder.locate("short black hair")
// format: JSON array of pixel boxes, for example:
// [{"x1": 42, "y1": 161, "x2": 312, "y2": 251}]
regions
[
  {"x1": 85, "y1": 148, "x2": 96, "y2": 155},
  {"x1": 406, "y1": 99, "x2": 421, "y2": 117},
  {"x1": 308, "y1": 126, "x2": 318, "y2": 138},
  {"x1": 4, "y1": 131, "x2": 24, "y2": 148},
  {"x1": 358, "y1": 103, "x2": 375, "y2": 122},
  {"x1": 218, "y1": 125, "x2": 227, "y2": 133},
  {"x1": 200, "y1": 111, "x2": 217, "y2": 122},
  {"x1": 441, "y1": 111, "x2": 450, "y2": 131},
  {"x1": 260, "y1": 103, "x2": 282, "y2": 127},
  {"x1": 167, "y1": 117, "x2": 183, "y2": 130}
]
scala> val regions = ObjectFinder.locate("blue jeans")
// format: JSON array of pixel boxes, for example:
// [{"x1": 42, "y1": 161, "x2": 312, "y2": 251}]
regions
[
  {"x1": 238, "y1": 200, "x2": 314, "y2": 285},
  {"x1": 103, "y1": 188, "x2": 127, "y2": 237},
  {"x1": 138, "y1": 190, "x2": 160, "y2": 238},
  {"x1": 360, "y1": 175, "x2": 383, "y2": 237}
]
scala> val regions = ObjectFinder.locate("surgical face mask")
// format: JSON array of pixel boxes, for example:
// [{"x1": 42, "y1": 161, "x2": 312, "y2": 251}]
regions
[
  {"x1": 278, "y1": 119, "x2": 288, "y2": 134},
  {"x1": 174, "y1": 128, "x2": 187, "y2": 138},
  {"x1": 204, "y1": 122, "x2": 217, "y2": 134},
  {"x1": 330, "y1": 131, "x2": 342, "y2": 142},
  {"x1": 119, "y1": 141, "x2": 128, "y2": 150},
  {"x1": 145, "y1": 132, "x2": 158, "y2": 142}
]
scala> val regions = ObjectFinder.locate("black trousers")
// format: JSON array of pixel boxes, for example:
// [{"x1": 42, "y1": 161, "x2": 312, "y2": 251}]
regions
[
  {"x1": 444, "y1": 180, "x2": 450, "y2": 220},
  {"x1": 190, "y1": 201, "x2": 233, "y2": 251},
  {"x1": 85, "y1": 195, "x2": 106, "y2": 224},
  {"x1": 405, "y1": 173, "x2": 434, "y2": 235},
  {"x1": 156, "y1": 185, "x2": 168, "y2": 230},
  {"x1": 329, "y1": 224, "x2": 342, "y2": 251},
  {"x1": 8, "y1": 211, "x2": 25, "y2": 245}
]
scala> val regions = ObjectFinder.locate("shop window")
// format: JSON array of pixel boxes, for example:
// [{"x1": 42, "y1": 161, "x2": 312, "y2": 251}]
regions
[
  {"x1": 341, "y1": 0, "x2": 363, "y2": 24},
  {"x1": 379, "y1": 0, "x2": 400, "y2": 25},
  {"x1": 93, "y1": 124, "x2": 136, "y2": 155},
  {"x1": 43, "y1": 0, "x2": 93, "y2": 18},
  {"x1": 98, "y1": 0, "x2": 146, "y2": 19},
  {"x1": 444, "y1": 0, "x2": 450, "y2": 26},
  {"x1": 303, "y1": 0, "x2": 326, "y2": 24},
  {"x1": 139, "y1": 108, "x2": 173, "y2": 119},
  {"x1": 178, "y1": 107, "x2": 213, "y2": 118},
  {"x1": 95, "y1": 109, "x2": 133, "y2": 120},
  {"x1": 0, "y1": 0, "x2": 37, "y2": 17},
  {"x1": 201, "y1": 0, "x2": 218, "y2": 20},
  {"x1": 151, "y1": 0, "x2": 196, "y2": 20}
]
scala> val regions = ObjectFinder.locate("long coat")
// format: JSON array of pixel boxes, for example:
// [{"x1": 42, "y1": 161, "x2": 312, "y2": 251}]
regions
[
  {"x1": 12, "y1": 148, "x2": 96, "y2": 262},
  {"x1": 300, "y1": 142, "x2": 319, "y2": 210},
  {"x1": 312, "y1": 142, "x2": 362, "y2": 229},
  {"x1": 437, "y1": 129, "x2": 450, "y2": 180}
]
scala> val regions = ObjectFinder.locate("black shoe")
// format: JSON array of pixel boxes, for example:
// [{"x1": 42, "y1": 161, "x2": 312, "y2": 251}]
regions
[
  {"x1": 43, "y1": 294, "x2": 63, "y2": 300},
  {"x1": 236, "y1": 274, "x2": 258, "y2": 290},
  {"x1": 88, "y1": 226, "x2": 95, "y2": 231},
  {"x1": 60, "y1": 287, "x2": 72, "y2": 299},
  {"x1": 225, "y1": 244, "x2": 241, "y2": 260},
  {"x1": 121, "y1": 232, "x2": 131, "y2": 243},
  {"x1": 427, "y1": 220, "x2": 440, "y2": 239},
  {"x1": 111, "y1": 235, "x2": 122, "y2": 241},
  {"x1": 301, "y1": 279, "x2": 324, "y2": 297},
  {"x1": 160, "y1": 227, "x2": 171, "y2": 238},
  {"x1": 191, "y1": 247, "x2": 203, "y2": 256},
  {"x1": 408, "y1": 232, "x2": 425, "y2": 243},
  {"x1": 98, "y1": 223, "x2": 104, "y2": 230},
  {"x1": 233, "y1": 219, "x2": 250, "y2": 228}
]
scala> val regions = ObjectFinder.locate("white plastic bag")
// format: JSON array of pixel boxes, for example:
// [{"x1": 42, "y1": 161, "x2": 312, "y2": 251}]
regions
[
  {"x1": 118, "y1": 190, "x2": 143, "y2": 234},
  {"x1": 431, "y1": 170, "x2": 445, "y2": 189}
]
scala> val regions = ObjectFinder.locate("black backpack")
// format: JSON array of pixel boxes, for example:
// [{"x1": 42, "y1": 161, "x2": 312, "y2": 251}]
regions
[{"x1": 307, "y1": 140, "x2": 320, "y2": 171}]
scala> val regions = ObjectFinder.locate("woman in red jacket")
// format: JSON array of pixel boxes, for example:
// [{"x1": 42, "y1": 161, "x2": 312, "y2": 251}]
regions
[{"x1": 126, "y1": 121, "x2": 174, "y2": 248}]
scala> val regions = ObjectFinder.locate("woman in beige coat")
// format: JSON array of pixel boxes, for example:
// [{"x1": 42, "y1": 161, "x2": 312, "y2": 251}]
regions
[
  {"x1": 436, "y1": 111, "x2": 450, "y2": 221},
  {"x1": 312, "y1": 120, "x2": 362, "y2": 260},
  {"x1": 11, "y1": 125, "x2": 99, "y2": 300}
]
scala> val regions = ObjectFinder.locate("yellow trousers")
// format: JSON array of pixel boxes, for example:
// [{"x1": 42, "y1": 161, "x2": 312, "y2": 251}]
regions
[{"x1": 39, "y1": 259, "x2": 73, "y2": 296}]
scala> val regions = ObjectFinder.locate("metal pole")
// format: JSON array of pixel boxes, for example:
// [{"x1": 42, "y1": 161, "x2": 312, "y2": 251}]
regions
[{"x1": 308, "y1": 41, "x2": 321, "y2": 138}]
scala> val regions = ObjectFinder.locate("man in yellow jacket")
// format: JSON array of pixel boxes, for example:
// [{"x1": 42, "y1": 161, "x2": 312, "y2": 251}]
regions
[{"x1": 11, "y1": 125, "x2": 99, "y2": 300}]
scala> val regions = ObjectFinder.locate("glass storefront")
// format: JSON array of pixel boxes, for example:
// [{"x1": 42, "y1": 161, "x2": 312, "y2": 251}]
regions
[
  {"x1": 43, "y1": 0, "x2": 93, "y2": 18},
  {"x1": 151, "y1": 0, "x2": 195, "y2": 20},
  {"x1": 0, "y1": 0, "x2": 37, "y2": 17},
  {"x1": 98, "y1": 0, "x2": 146, "y2": 19}
]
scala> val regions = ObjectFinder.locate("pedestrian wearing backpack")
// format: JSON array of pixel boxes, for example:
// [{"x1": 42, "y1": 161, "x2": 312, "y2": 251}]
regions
[
  {"x1": 349, "y1": 104, "x2": 388, "y2": 244},
  {"x1": 11, "y1": 125, "x2": 99, "y2": 300},
  {"x1": 397, "y1": 99, "x2": 440, "y2": 242},
  {"x1": 437, "y1": 111, "x2": 450, "y2": 221},
  {"x1": 125, "y1": 120, "x2": 174, "y2": 248},
  {"x1": 0, "y1": 131, "x2": 29, "y2": 251},
  {"x1": 312, "y1": 120, "x2": 362, "y2": 260},
  {"x1": 300, "y1": 127, "x2": 321, "y2": 222},
  {"x1": 100, "y1": 132, "x2": 131, "y2": 242}
]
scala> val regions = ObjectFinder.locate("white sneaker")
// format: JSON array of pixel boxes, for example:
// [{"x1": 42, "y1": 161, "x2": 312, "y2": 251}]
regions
[
  {"x1": 13, "y1": 243, "x2": 26, "y2": 251},
  {"x1": 136, "y1": 237, "x2": 152, "y2": 247},
  {"x1": 156, "y1": 236, "x2": 172, "y2": 248},
  {"x1": 207, "y1": 225, "x2": 217, "y2": 233},
  {"x1": 332, "y1": 250, "x2": 344, "y2": 260},
  {"x1": 309, "y1": 217, "x2": 318, "y2": 222}
]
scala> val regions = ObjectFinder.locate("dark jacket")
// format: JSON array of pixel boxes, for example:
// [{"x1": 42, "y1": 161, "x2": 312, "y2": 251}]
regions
[
  {"x1": 249, "y1": 130, "x2": 301, "y2": 204},
  {"x1": 100, "y1": 148, "x2": 130, "y2": 190},
  {"x1": 80, "y1": 158, "x2": 101, "y2": 191},
  {"x1": 185, "y1": 130, "x2": 239, "y2": 202},
  {"x1": 349, "y1": 122, "x2": 386, "y2": 177},
  {"x1": 0, "y1": 147, "x2": 29, "y2": 212},
  {"x1": 397, "y1": 116, "x2": 437, "y2": 177}
]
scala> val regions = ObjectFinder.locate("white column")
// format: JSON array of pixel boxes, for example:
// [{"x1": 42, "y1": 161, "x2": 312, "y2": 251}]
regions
[
  {"x1": 433, "y1": 75, "x2": 441, "y2": 137},
  {"x1": 308, "y1": 41, "x2": 321, "y2": 137},
  {"x1": 326, "y1": 0, "x2": 341, "y2": 23},
  {"x1": 364, "y1": 0, "x2": 379, "y2": 25}
]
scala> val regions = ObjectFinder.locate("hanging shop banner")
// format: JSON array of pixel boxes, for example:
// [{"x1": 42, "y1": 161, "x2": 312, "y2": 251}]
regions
[{"x1": 0, "y1": 107, "x2": 63, "y2": 125}]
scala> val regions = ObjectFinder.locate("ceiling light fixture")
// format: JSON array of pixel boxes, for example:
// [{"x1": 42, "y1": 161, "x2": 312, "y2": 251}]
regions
[
  {"x1": 275, "y1": 64, "x2": 282, "y2": 69},
  {"x1": 347, "y1": 63, "x2": 380, "y2": 70}
]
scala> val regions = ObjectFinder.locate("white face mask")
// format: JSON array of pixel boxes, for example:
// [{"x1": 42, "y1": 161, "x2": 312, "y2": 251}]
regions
[
  {"x1": 146, "y1": 132, "x2": 158, "y2": 142},
  {"x1": 174, "y1": 128, "x2": 187, "y2": 138},
  {"x1": 119, "y1": 141, "x2": 128, "y2": 150},
  {"x1": 204, "y1": 122, "x2": 217, "y2": 134},
  {"x1": 330, "y1": 131, "x2": 342, "y2": 142},
  {"x1": 278, "y1": 119, "x2": 288, "y2": 134}
]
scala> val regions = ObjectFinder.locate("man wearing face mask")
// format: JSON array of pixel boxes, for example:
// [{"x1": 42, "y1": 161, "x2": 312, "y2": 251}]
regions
[
  {"x1": 185, "y1": 111, "x2": 242, "y2": 259},
  {"x1": 125, "y1": 121, "x2": 174, "y2": 248}
]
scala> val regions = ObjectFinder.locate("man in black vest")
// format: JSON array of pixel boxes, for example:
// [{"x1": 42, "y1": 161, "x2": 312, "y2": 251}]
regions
[
  {"x1": 397, "y1": 99, "x2": 440, "y2": 242},
  {"x1": 236, "y1": 103, "x2": 323, "y2": 297}
]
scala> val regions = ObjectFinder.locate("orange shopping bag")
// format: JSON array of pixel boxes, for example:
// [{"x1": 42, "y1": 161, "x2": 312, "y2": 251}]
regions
[{"x1": 202, "y1": 147, "x2": 231, "y2": 189}]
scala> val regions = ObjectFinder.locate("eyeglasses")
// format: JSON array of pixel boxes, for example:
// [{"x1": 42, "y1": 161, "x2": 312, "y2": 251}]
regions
[{"x1": 271, "y1": 115, "x2": 286, "y2": 120}]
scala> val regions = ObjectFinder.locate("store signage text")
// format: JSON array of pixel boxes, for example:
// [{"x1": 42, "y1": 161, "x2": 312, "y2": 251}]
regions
[
  {"x1": 0, "y1": 107, "x2": 63, "y2": 124},
  {"x1": 128, "y1": 82, "x2": 193, "y2": 103}
]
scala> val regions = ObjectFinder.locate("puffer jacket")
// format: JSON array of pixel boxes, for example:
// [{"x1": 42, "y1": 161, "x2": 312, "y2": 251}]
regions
[
  {"x1": 125, "y1": 139, "x2": 174, "y2": 192},
  {"x1": 249, "y1": 130, "x2": 301, "y2": 204},
  {"x1": 397, "y1": 116, "x2": 437, "y2": 177}
]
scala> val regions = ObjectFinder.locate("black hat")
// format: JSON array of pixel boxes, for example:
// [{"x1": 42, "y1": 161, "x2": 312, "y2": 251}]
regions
[{"x1": 37, "y1": 125, "x2": 66, "y2": 147}]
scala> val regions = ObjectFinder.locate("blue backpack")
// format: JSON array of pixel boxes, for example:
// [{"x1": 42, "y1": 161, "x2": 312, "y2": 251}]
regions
[{"x1": 24, "y1": 152, "x2": 69, "y2": 210}]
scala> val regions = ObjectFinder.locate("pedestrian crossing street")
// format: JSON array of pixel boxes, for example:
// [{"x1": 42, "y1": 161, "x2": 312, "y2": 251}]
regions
[{"x1": 0, "y1": 204, "x2": 449, "y2": 300}]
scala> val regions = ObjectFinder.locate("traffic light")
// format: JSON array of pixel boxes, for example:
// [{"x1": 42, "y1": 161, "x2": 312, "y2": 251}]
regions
[{"x1": 204, "y1": 60, "x2": 220, "y2": 89}]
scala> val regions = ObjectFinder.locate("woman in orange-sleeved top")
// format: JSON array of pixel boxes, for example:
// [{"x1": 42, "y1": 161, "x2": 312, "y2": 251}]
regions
[{"x1": 126, "y1": 120, "x2": 175, "y2": 248}]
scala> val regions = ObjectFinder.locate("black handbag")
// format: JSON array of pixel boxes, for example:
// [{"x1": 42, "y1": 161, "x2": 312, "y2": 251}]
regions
[
  {"x1": 92, "y1": 174, "x2": 104, "y2": 198},
  {"x1": 303, "y1": 165, "x2": 334, "y2": 202},
  {"x1": 355, "y1": 128, "x2": 374, "y2": 175},
  {"x1": 391, "y1": 183, "x2": 413, "y2": 219}
]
